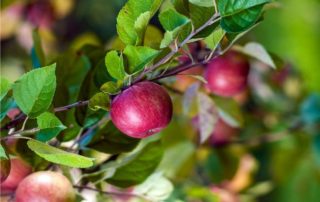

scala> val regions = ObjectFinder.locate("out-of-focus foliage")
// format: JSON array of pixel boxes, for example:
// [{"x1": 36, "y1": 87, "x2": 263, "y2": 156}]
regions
[{"x1": 1, "y1": 0, "x2": 320, "y2": 202}]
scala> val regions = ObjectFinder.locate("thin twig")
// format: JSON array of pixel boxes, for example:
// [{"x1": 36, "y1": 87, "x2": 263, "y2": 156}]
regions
[
  {"x1": 70, "y1": 115, "x2": 110, "y2": 151},
  {"x1": 54, "y1": 100, "x2": 89, "y2": 112},
  {"x1": 133, "y1": 13, "x2": 221, "y2": 84},
  {"x1": 1, "y1": 100, "x2": 89, "y2": 131},
  {"x1": 73, "y1": 185, "x2": 150, "y2": 201}
]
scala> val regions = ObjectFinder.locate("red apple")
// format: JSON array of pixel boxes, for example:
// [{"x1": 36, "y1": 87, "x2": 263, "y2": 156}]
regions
[
  {"x1": 210, "y1": 119, "x2": 239, "y2": 146},
  {"x1": 0, "y1": 158, "x2": 32, "y2": 194},
  {"x1": 15, "y1": 171, "x2": 75, "y2": 202},
  {"x1": 110, "y1": 81, "x2": 173, "y2": 138},
  {"x1": 205, "y1": 51, "x2": 250, "y2": 97}
]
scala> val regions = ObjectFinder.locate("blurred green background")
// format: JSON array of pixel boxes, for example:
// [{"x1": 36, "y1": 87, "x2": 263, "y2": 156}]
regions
[{"x1": 1, "y1": 0, "x2": 320, "y2": 202}]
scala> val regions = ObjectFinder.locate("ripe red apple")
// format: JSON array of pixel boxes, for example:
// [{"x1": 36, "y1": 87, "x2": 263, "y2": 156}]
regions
[
  {"x1": 205, "y1": 51, "x2": 250, "y2": 97},
  {"x1": 15, "y1": 171, "x2": 75, "y2": 202},
  {"x1": 0, "y1": 158, "x2": 32, "y2": 194},
  {"x1": 110, "y1": 81, "x2": 173, "y2": 138},
  {"x1": 210, "y1": 119, "x2": 239, "y2": 146}
]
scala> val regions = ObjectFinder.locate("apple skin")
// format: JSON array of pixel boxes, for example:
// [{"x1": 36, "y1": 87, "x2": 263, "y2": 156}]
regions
[
  {"x1": 15, "y1": 171, "x2": 75, "y2": 202},
  {"x1": 110, "y1": 81, "x2": 173, "y2": 138},
  {"x1": 0, "y1": 158, "x2": 32, "y2": 194},
  {"x1": 205, "y1": 51, "x2": 250, "y2": 97},
  {"x1": 210, "y1": 119, "x2": 238, "y2": 146}
]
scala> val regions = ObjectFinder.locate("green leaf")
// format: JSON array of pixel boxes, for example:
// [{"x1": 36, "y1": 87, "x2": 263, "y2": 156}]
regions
[
  {"x1": 0, "y1": 77, "x2": 11, "y2": 101},
  {"x1": 36, "y1": 112, "x2": 67, "y2": 142},
  {"x1": 123, "y1": 45, "x2": 159, "y2": 74},
  {"x1": 189, "y1": 0, "x2": 214, "y2": 7},
  {"x1": 197, "y1": 92, "x2": 218, "y2": 143},
  {"x1": 183, "y1": 83, "x2": 200, "y2": 117},
  {"x1": 204, "y1": 26, "x2": 226, "y2": 50},
  {"x1": 218, "y1": 0, "x2": 270, "y2": 32},
  {"x1": 88, "y1": 92, "x2": 110, "y2": 111},
  {"x1": 159, "y1": 9, "x2": 190, "y2": 48},
  {"x1": 87, "y1": 122, "x2": 140, "y2": 154},
  {"x1": 213, "y1": 96, "x2": 244, "y2": 128},
  {"x1": 105, "y1": 50, "x2": 126, "y2": 80},
  {"x1": 159, "y1": 9, "x2": 190, "y2": 31},
  {"x1": 105, "y1": 140, "x2": 163, "y2": 188},
  {"x1": 117, "y1": 0, "x2": 162, "y2": 45},
  {"x1": 189, "y1": 2, "x2": 215, "y2": 29},
  {"x1": 133, "y1": 172, "x2": 174, "y2": 201},
  {"x1": 27, "y1": 139, "x2": 94, "y2": 168},
  {"x1": 12, "y1": 64, "x2": 56, "y2": 118},
  {"x1": 0, "y1": 143, "x2": 9, "y2": 161},
  {"x1": 134, "y1": 11, "x2": 152, "y2": 45},
  {"x1": 234, "y1": 42, "x2": 276, "y2": 68},
  {"x1": 100, "y1": 81, "x2": 120, "y2": 95}
]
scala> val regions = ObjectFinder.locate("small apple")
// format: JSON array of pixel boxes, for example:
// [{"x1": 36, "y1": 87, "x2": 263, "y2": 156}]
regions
[
  {"x1": 0, "y1": 158, "x2": 32, "y2": 194},
  {"x1": 111, "y1": 81, "x2": 173, "y2": 138},
  {"x1": 205, "y1": 51, "x2": 250, "y2": 97},
  {"x1": 210, "y1": 119, "x2": 239, "y2": 146},
  {"x1": 15, "y1": 171, "x2": 75, "y2": 202}
]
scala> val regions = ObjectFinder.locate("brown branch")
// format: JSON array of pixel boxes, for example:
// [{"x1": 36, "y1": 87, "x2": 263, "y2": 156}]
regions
[
  {"x1": 54, "y1": 100, "x2": 89, "y2": 112},
  {"x1": 1, "y1": 100, "x2": 89, "y2": 131}
]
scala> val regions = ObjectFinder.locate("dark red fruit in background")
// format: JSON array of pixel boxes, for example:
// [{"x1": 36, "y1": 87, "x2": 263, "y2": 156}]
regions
[
  {"x1": 205, "y1": 51, "x2": 250, "y2": 97},
  {"x1": 111, "y1": 81, "x2": 173, "y2": 139},
  {"x1": 210, "y1": 119, "x2": 239, "y2": 146},
  {"x1": 15, "y1": 171, "x2": 75, "y2": 202},
  {"x1": 0, "y1": 158, "x2": 32, "y2": 194},
  {"x1": 26, "y1": 1, "x2": 55, "y2": 28}
]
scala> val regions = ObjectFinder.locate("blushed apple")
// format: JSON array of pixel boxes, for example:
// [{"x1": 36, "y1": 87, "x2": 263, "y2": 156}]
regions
[
  {"x1": 0, "y1": 158, "x2": 32, "y2": 194},
  {"x1": 15, "y1": 171, "x2": 75, "y2": 202},
  {"x1": 110, "y1": 81, "x2": 173, "y2": 138}
]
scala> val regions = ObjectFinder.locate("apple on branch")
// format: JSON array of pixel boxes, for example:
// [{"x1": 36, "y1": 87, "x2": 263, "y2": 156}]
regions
[{"x1": 110, "y1": 81, "x2": 173, "y2": 139}]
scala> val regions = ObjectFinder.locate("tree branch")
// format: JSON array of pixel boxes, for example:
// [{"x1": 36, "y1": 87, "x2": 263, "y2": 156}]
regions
[
  {"x1": 54, "y1": 100, "x2": 89, "y2": 112},
  {"x1": 1, "y1": 100, "x2": 89, "y2": 131},
  {"x1": 133, "y1": 13, "x2": 221, "y2": 84}
]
